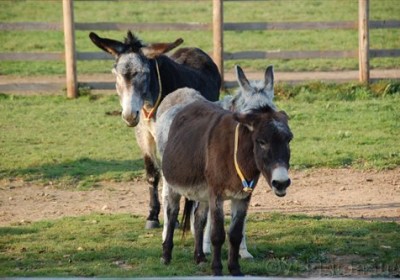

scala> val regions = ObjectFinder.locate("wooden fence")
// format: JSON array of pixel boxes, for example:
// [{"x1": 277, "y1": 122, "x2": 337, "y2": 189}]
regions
[{"x1": 1, "y1": 0, "x2": 399, "y2": 97}]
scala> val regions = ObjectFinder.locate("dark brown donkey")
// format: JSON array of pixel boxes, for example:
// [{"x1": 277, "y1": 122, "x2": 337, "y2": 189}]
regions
[
  {"x1": 89, "y1": 31, "x2": 221, "y2": 228},
  {"x1": 160, "y1": 100, "x2": 293, "y2": 276}
]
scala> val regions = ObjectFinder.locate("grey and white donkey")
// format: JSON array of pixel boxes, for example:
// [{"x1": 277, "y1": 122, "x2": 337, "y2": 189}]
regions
[{"x1": 156, "y1": 65, "x2": 276, "y2": 259}]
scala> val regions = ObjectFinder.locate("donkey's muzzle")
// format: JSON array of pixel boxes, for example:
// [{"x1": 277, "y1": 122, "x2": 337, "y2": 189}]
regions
[
  {"x1": 271, "y1": 166, "x2": 291, "y2": 197},
  {"x1": 122, "y1": 111, "x2": 140, "y2": 127},
  {"x1": 272, "y1": 178, "x2": 291, "y2": 197}
]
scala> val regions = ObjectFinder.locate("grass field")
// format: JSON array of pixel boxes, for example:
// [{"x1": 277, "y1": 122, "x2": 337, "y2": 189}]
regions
[
  {"x1": 0, "y1": 83, "x2": 399, "y2": 188},
  {"x1": 0, "y1": 0, "x2": 399, "y2": 75},
  {"x1": 1, "y1": 212, "x2": 399, "y2": 277}
]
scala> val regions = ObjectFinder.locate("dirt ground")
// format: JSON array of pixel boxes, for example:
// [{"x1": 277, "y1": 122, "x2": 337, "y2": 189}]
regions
[{"x1": 0, "y1": 168, "x2": 399, "y2": 226}]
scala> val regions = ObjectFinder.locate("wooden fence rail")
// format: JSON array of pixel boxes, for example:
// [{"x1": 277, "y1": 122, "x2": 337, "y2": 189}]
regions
[
  {"x1": 2, "y1": 49, "x2": 398, "y2": 62},
  {"x1": 0, "y1": 0, "x2": 399, "y2": 96},
  {"x1": 2, "y1": 20, "x2": 400, "y2": 32}
]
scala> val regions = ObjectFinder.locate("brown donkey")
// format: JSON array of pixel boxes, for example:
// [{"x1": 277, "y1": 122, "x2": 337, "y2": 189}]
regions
[{"x1": 160, "y1": 100, "x2": 293, "y2": 276}]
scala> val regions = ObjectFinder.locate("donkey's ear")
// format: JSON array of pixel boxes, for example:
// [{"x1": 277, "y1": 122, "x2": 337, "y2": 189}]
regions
[
  {"x1": 141, "y1": 38, "x2": 184, "y2": 58},
  {"x1": 279, "y1": 110, "x2": 290, "y2": 121},
  {"x1": 234, "y1": 112, "x2": 257, "y2": 131},
  {"x1": 89, "y1": 32, "x2": 126, "y2": 57},
  {"x1": 235, "y1": 65, "x2": 252, "y2": 93},
  {"x1": 264, "y1": 65, "x2": 274, "y2": 90}
]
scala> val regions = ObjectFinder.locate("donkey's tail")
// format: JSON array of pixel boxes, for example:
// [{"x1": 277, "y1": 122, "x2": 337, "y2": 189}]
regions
[{"x1": 181, "y1": 198, "x2": 194, "y2": 239}]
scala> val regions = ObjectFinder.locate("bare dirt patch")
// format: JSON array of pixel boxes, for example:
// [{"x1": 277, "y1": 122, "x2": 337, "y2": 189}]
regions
[{"x1": 1, "y1": 168, "x2": 399, "y2": 226}]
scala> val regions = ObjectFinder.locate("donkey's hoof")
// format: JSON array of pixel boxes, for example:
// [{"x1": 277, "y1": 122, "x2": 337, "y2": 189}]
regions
[
  {"x1": 145, "y1": 220, "x2": 160, "y2": 229},
  {"x1": 195, "y1": 253, "x2": 207, "y2": 264},
  {"x1": 229, "y1": 266, "x2": 244, "y2": 276},
  {"x1": 160, "y1": 256, "x2": 171, "y2": 265},
  {"x1": 231, "y1": 271, "x2": 244, "y2": 277},
  {"x1": 212, "y1": 270, "x2": 223, "y2": 276},
  {"x1": 239, "y1": 249, "x2": 254, "y2": 259}
]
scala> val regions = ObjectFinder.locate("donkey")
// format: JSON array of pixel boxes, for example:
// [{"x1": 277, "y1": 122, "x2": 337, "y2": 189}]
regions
[
  {"x1": 89, "y1": 31, "x2": 221, "y2": 228},
  {"x1": 156, "y1": 65, "x2": 276, "y2": 259},
  {"x1": 158, "y1": 100, "x2": 293, "y2": 276}
]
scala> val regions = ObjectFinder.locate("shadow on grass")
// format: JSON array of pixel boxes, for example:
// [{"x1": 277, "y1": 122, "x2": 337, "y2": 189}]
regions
[
  {"x1": 0, "y1": 227, "x2": 38, "y2": 236},
  {"x1": 1, "y1": 158, "x2": 144, "y2": 182}
]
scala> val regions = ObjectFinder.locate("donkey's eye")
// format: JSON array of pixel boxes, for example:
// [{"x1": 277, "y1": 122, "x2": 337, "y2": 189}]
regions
[
  {"x1": 123, "y1": 72, "x2": 137, "y2": 81},
  {"x1": 256, "y1": 139, "x2": 269, "y2": 149},
  {"x1": 257, "y1": 139, "x2": 266, "y2": 145}
]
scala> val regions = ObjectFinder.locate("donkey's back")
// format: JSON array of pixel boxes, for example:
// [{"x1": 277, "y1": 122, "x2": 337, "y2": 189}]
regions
[{"x1": 169, "y1": 47, "x2": 221, "y2": 101}]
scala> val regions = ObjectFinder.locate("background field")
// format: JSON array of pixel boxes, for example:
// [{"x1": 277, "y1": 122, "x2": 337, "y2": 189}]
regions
[
  {"x1": 0, "y1": 0, "x2": 399, "y2": 75},
  {"x1": 1, "y1": 83, "x2": 399, "y2": 187}
]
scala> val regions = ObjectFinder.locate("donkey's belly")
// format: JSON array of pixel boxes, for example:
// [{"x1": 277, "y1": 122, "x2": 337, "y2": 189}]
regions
[
  {"x1": 171, "y1": 183, "x2": 209, "y2": 202},
  {"x1": 223, "y1": 189, "x2": 252, "y2": 201}
]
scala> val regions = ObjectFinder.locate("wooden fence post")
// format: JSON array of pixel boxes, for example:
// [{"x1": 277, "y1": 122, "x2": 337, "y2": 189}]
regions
[
  {"x1": 213, "y1": 0, "x2": 224, "y2": 86},
  {"x1": 63, "y1": 0, "x2": 78, "y2": 98},
  {"x1": 358, "y1": 0, "x2": 370, "y2": 83}
]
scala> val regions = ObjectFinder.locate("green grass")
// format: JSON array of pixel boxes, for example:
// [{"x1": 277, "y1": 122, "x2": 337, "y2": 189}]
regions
[
  {"x1": 0, "y1": 93, "x2": 143, "y2": 188},
  {"x1": 0, "y1": 0, "x2": 399, "y2": 75},
  {"x1": 274, "y1": 81, "x2": 400, "y2": 169},
  {"x1": 0, "y1": 83, "x2": 399, "y2": 188},
  {"x1": 0, "y1": 212, "x2": 399, "y2": 277}
]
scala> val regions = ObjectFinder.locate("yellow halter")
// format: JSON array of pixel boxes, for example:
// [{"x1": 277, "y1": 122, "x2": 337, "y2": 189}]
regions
[
  {"x1": 143, "y1": 59, "x2": 163, "y2": 120},
  {"x1": 234, "y1": 123, "x2": 255, "y2": 193}
]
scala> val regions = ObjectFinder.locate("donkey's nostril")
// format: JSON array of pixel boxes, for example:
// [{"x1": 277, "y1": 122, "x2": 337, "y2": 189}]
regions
[
  {"x1": 121, "y1": 111, "x2": 140, "y2": 127},
  {"x1": 272, "y1": 178, "x2": 291, "y2": 189}
]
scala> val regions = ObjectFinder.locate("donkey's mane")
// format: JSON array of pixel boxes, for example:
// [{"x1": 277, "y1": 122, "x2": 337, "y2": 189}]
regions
[
  {"x1": 123, "y1": 31, "x2": 144, "y2": 53},
  {"x1": 248, "y1": 104, "x2": 275, "y2": 115}
]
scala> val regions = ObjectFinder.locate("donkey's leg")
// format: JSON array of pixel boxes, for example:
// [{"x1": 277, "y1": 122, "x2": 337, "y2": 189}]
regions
[
  {"x1": 135, "y1": 124, "x2": 161, "y2": 229},
  {"x1": 227, "y1": 198, "x2": 249, "y2": 276},
  {"x1": 161, "y1": 186, "x2": 181, "y2": 265},
  {"x1": 203, "y1": 209, "x2": 251, "y2": 258},
  {"x1": 161, "y1": 177, "x2": 169, "y2": 242},
  {"x1": 239, "y1": 217, "x2": 254, "y2": 259},
  {"x1": 210, "y1": 195, "x2": 225, "y2": 276},
  {"x1": 193, "y1": 202, "x2": 209, "y2": 264},
  {"x1": 202, "y1": 210, "x2": 212, "y2": 254},
  {"x1": 202, "y1": 205, "x2": 251, "y2": 258},
  {"x1": 144, "y1": 154, "x2": 161, "y2": 228}
]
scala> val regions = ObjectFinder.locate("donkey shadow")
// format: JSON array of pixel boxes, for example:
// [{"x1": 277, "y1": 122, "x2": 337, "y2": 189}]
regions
[{"x1": 4, "y1": 158, "x2": 144, "y2": 184}]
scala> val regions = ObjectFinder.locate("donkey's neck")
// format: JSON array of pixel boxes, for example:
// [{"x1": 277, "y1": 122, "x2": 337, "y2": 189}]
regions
[
  {"x1": 144, "y1": 59, "x2": 162, "y2": 108},
  {"x1": 160, "y1": 56, "x2": 206, "y2": 93},
  {"x1": 146, "y1": 56, "x2": 181, "y2": 107},
  {"x1": 236, "y1": 125, "x2": 260, "y2": 185}
]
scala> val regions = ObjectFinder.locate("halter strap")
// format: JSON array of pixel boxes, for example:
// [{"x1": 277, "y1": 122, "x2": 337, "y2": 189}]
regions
[
  {"x1": 143, "y1": 59, "x2": 163, "y2": 120},
  {"x1": 234, "y1": 123, "x2": 255, "y2": 193}
]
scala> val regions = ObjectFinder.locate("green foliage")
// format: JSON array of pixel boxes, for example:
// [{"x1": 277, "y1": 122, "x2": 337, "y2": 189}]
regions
[{"x1": 0, "y1": 213, "x2": 399, "y2": 277}]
